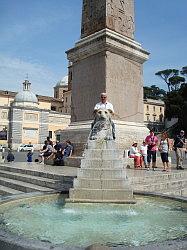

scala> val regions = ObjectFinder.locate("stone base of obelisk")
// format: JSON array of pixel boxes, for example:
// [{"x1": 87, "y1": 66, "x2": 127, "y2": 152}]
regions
[
  {"x1": 67, "y1": 140, "x2": 135, "y2": 204},
  {"x1": 59, "y1": 120, "x2": 149, "y2": 156}
]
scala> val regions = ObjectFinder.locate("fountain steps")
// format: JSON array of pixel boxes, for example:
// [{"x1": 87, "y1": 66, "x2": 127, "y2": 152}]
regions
[
  {"x1": 74, "y1": 178, "x2": 129, "y2": 189},
  {"x1": 134, "y1": 179, "x2": 187, "y2": 192},
  {"x1": 0, "y1": 170, "x2": 57, "y2": 189},
  {"x1": 81, "y1": 159, "x2": 125, "y2": 168},
  {"x1": 0, "y1": 185, "x2": 24, "y2": 195},
  {"x1": 0, "y1": 164, "x2": 65, "y2": 180},
  {"x1": 0, "y1": 176, "x2": 54, "y2": 193},
  {"x1": 130, "y1": 171, "x2": 187, "y2": 185},
  {"x1": 77, "y1": 168, "x2": 126, "y2": 179},
  {"x1": 69, "y1": 188, "x2": 134, "y2": 202},
  {"x1": 0, "y1": 164, "x2": 75, "y2": 196}
]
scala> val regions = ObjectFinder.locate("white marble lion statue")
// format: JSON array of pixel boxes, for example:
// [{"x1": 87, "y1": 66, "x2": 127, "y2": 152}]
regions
[{"x1": 89, "y1": 109, "x2": 115, "y2": 140}]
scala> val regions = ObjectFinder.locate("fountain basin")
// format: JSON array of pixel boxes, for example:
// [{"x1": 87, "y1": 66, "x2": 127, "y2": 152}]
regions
[{"x1": 0, "y1": 192, "x2": 186, "y2": 250}]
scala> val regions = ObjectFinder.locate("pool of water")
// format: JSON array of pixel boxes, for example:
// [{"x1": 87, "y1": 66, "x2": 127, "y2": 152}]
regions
[{"x1": 0, "y1": 195, "x2": 186, "y2": 247}]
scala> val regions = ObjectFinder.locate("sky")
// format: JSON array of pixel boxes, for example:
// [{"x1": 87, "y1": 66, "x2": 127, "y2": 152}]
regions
[{"x1": 0, "y1": 0, "x2": 187, "y2": 96}]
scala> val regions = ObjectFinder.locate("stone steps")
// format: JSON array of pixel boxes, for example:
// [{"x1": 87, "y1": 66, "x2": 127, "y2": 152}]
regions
[
  {"x1": 69, "y1": 188, "x2": 134, "y2": 202},
  {"x1": 74, "y1": 178, "x2": 129, "y2": 189},
  {"x1": 77, "y1": 168, "x2": 127, "y2": 179},
  {"x1": 0, "y1": 176, "x2": 54, "y2": 193},
  {"x1": 0, "y1": 185, "x2": 24, "y2": 196},
  {"x1": 130, "y1": 172, "x2": 187, "y2": 185},
  {"x1": 134, "y1": 179, "x2": 187, "y2": 193},
  {"x1": 0, "y1": 170, "x2": 57, "y2": 189},
  {"x1": 81, "y1": 159, "x2": 125, "y2": 168},
  {"x1": 0, "y1": 164, "x2": 75, "y2": 195},
  {"x1": 0, "y1": 164, "x2": 63, "y2": 180}
]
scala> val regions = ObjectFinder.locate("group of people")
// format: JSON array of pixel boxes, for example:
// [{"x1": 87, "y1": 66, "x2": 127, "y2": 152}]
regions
[
  {"x1": 37, "y1": 137, "x2": 73, "y2": 166},
  {"x1": 129, "y1": 129, "x2": 186, "y2": 171},
  {"x1": 93, "y1": 93, "x2": 186, "y2": 171}
]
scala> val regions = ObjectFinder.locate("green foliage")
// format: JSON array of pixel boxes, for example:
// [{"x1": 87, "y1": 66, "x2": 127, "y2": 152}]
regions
[
  {"x1": 155, "y1": 67, "x2": 187, "y2": 135},
  {"x1": 181, "y1": 66, "x2": 187, "y2": 76},
  {"x1": 155, "y1": 69, "x2": 179, "y2": 92},
  {"x1": 169, "y1": 76, "x2": 185, "y2": 91},
  {"x1": 144, "y1": 85, "x2": 166, "y2": 100}
]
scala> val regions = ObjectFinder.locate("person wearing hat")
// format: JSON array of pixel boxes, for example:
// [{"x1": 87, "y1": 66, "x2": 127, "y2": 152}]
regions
[
  {"x1": 173, "y1": 130, "x2": 186, "y2": 170},
  {"x1": 129, "y1": 141, "x2": 142, "y2": 168}
]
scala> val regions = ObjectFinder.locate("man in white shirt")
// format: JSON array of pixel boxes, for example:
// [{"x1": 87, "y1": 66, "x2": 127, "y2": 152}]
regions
[
  {"x1": 94, "y1": 93, "x2": 114, "y2": 114},
  {"x1": 92, "y1": 93, "x2": 115, "y2": 139}
]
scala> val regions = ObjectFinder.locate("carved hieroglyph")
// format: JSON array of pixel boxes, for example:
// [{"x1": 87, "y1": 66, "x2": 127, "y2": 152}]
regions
[{"x1": 81, "y1": 0, "x2": 134, "y2": 39}]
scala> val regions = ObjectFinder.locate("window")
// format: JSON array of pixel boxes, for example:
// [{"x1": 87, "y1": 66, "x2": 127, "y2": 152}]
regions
[
  {"x1": 66, "y1": 97, "x2": 68, "y2": 102},
  {"x1": 56, "y1": 135, "x2": 60, "y2": 141},
  {"x1": 24, "y1": 113, "x2": 38, "y2": 121},
  {"x1": 160, "y1": 107, "x2": 162, "y2": 112},
  {"x1": 153, "y1": 106, "x2": 156, "y2": 112},
  {"x1": 1, "y1": 112, "x2": 8, "y2": 119},
  {"x1": 159, "y1": 114, "x2": 163, "y2": 122},
  {"x1": 146, "y1": 105, "x2": 149, "y2": 111},
  {"x1": 51, "y1": 106, "x2": 56, "y2": 111},
  {"x1": 49, "y1": 131, "x2": 52, "y2": 139},
  {"x1": 153, "y1": 116, "x2": 156, "y2": 121},
  {"x1": 147, "y1": 116, "x2": 149, "y2": 121}
]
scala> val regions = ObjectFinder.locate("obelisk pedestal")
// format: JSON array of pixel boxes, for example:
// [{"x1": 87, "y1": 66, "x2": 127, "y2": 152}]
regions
[{"x1": 60, "y1": 0, "x2": 149, "y2": 155}]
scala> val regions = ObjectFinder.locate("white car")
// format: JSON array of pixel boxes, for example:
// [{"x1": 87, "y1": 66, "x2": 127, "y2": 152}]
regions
[{"x1": 18, "y1": 144, "x2": 34, "y2": 152}]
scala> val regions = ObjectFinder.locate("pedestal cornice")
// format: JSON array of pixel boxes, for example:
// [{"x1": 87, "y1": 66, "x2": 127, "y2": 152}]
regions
[{"x1": 66, "y1": 28, "x2": 149, "y2": 64}]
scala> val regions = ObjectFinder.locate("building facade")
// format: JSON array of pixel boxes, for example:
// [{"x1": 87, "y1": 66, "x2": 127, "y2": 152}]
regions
[
  {"x1": 0, "y1": 80, "x2": 70, "y2": 149},
  {"x1": 144, "y1": 98, "x2": 165, "y2": 132}
]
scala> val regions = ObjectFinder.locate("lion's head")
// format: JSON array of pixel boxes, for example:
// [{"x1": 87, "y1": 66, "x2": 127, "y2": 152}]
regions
[
  {"x1": 95, "y1": 109, "x2": 112, "y2": 123},
  {"x1": 90, "y1": 109, "x2": 113, "y2": 140}
]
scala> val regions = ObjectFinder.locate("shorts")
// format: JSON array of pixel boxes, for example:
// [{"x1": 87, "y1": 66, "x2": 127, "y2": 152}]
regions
[
  {"x1": 160, "y1": 152, "x2": 169, "y2": 163},
  {"x1": 43, "y1": 151, "x2": 52, "y2": 157}
]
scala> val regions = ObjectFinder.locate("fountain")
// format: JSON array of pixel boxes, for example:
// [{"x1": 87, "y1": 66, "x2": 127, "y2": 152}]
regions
[
  {"x1": 0, "y1": 1, "x2": 186, "y2": 249},
  {"x1": 0, "y1": 111, "x2": 186, "y2": 249},
  {"x1": 68, "y1": 109, "x2": 135, "y2": 204}
]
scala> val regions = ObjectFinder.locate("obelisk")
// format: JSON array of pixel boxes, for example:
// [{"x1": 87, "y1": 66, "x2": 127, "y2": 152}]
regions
[{"x1": 62, "y1": 0, "x2": 149, "y2": 154}]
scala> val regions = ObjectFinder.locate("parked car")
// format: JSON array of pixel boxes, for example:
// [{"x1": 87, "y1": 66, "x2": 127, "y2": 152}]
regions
[
  {"x1": 17, "y1": 144, "x2": 34, "y2": 152},
  {"x1": 0, "y1": 144, "x2": 7, "y2": 152}
]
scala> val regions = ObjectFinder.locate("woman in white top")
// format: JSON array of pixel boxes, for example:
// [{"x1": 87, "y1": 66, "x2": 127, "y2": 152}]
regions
[
  {"x1": 140, "y1": 141, "x2": 148, "y2": 168},
  {"x1": 159, "y1": 132, "x2": 170, "y2": 171},
  {"x1": 129, "y1": 142, "x2": 142, "y2": 168}
]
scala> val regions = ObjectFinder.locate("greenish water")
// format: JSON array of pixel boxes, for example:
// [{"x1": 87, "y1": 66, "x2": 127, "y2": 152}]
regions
[{"x1": 0, "y1": 196, "x2": 186, "y2": 247}]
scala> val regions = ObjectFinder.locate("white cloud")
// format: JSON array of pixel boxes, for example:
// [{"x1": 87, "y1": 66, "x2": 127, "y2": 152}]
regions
[{"x1": 0, "y1": 55, "x2": 59, "y2": 96}]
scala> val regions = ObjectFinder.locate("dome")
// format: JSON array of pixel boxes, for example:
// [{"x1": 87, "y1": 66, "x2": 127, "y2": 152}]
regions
[
  {"x1": 55, "y1": 75, "x2": 68, "y2": 87},
  {"x1": 13, "y1": 80, "x2": 38, "y2": 108},
  {"x1": 14, "y1": 91, "x2": 38, "y2": 103}
]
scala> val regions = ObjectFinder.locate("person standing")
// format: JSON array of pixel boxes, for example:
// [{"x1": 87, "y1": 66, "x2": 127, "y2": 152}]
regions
[
  {"x1": 7, "y1": 149, "x2": 15, "y2": 163},
  {"x1": 27, "y1": 150, "x2": 33, "y2": 163},
  {"x1": 173, "y1": 130, "x2": 185, "y2": 170},
  {"x1": 145, "y1": 129, "x2": 159, "y2": 171},
  {"x1": 159, "y1": 132, "x2": 170, "y2": 172},
  {"x1": 140, "y1": 141, "x2": 148, "y2": 168}
]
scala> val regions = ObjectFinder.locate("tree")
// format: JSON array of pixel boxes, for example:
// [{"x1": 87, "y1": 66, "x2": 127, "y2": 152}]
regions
[
  {"x1": 181, "y1": 66, "x2": 187, "y2": 77},
  {"x1": 144, "y1": 85, "x2": 166, "y2": 100},
  {"x1": 155, "y1": 69, "x2": 179, "y2": 92},
  {"x1": 169, "y1": 75, "x2": 185, "y2": 91}
]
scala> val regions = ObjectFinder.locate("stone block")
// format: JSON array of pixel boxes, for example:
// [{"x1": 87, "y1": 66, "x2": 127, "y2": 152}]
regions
[{"x1": 77, "y1": 168, "x2": 127, "y2": 179}]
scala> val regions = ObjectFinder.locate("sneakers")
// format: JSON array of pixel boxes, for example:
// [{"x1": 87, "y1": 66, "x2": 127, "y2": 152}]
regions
[{"x1": 176, "y1": 166, "x2": 184, "y2": 170}]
